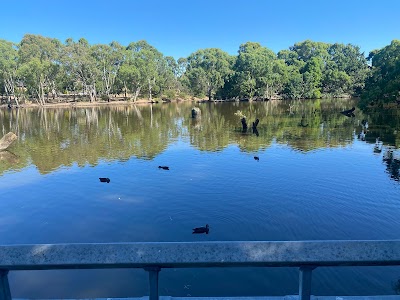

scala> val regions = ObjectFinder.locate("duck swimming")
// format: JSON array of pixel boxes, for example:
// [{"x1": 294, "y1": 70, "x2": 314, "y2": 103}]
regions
[
  {"x1": 158, "y1": 166, "x2": 169, "y2": 170},
  {"x1": 254, "y1": 156, "x2": 259, "y2": 161},
  {"x1": 99, "y1": 177, "x2": 110, "y2": 183},
  {"x1": 192, "y1": 224, "x2": 209, "y2": 234}
]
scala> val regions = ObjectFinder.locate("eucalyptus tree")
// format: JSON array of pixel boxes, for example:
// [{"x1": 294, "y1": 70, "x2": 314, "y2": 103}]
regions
[
  {"x1": 134, "y1": 40, "x2": 166, "y2": 100},
  {"x1": 361, "y1": 40, "x2": 400, "y2": 106},
  {"x1": 302, "y1": 56, "x2": 324, "y2": 98},
  {"x1": 287, "y1": 41, "x2": 330, "y2": 99},
  {"x1": 118, "y1": 57, "x2": 140, "y2": 101},
  {"x1": 326, "y1": 43, "x2": 369, "y2": 95},
  {"x1": 175, "y1": 57, "x2": 192, "y2": 96},
  {"x1": 233, "y1": 42, "x2": 279, "y2": 99},
  {"x1": 278, "y1": 49, "x2": 305, "y2": 99},
  {"x1": 289, "y1": 40, "x2": 330, "y2": 62},
  {"x1": 0, "y1": 40, "x2": 19, "y2": 104},
  {"x1": 61, "y1": 38, "x2": 100, "y2": 102},
  {"x1": 185, "y1": 48, "x2": 234, "y2": 100},
  {"x1": 158, "y1": 56, "x2": 180, "y2": 96},
  {"x1": 18, "y1": 59, "x2": 54, "y2": 105},
  {"x1": 283, "y1": 70, "x2": 304, "y2": 99},
  {"x1": 177, "y1": 57, "x2": 188, "y2": 77},
  {"x1": 270, "y1": 59, "x2": 289, "y2": 98},
  {"x1": 280, "y1": 40, "x2": 369, "y2": 99},
  {"x1": 17, "y1": 34, "x2": 62, "y2": 105},
  {"x1": 322, "y1": 63, "x2": 351, "y2": 97},
  {"x1": 91, "y1": 41, "x2": 125, "y2": 98},
  {"x1": 277, "y1": 49, "x2": 305, "y2": 68},
  {"x1": 119, "y1": 40, "x2": 165, "y2": 101}
]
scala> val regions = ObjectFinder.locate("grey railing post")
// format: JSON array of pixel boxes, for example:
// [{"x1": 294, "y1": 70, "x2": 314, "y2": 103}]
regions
[
  {"x1": 145, "y1": 267, "x2": 161, "y2": 300},
  {"x1": 0, "y1": 270, "x2": 11, "y2": 300},
  {"x1": 299, "y1": 266, "x2": 315, "y2": 300}
]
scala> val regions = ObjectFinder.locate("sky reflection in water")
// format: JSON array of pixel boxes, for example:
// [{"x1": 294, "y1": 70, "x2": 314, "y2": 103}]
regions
[{"x1": 1, "y1": 100, "x2": 400, "y2": 297}]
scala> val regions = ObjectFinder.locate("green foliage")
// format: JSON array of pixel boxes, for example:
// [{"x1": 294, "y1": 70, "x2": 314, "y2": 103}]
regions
[
  {"x1": 0, "y1": 40, "x2": 18, "y2": 73},
  {"x1": 361, "y1": 40, "x2": 400, "y2": 107},
  {"x1": 119, "y1": 40, "x2": 177, "y2": 100},
  {"x1": 18, "y1": 34, "x2": 62, "y2": 64},
  {"x1": 60, "y1": 37, "x2": 100, "y2": 102},
  {"x1": 17, "y1": 34, "x2": 63, "y2": 104},
  {"x1": 279, "y1": 41, "x2": 369, "y2": 99},
  {"x1": 0, "y1": 35, "x2": 394, "y2": 104},
  {"x1": 0, "y1": 39, "x2": 18, "y2": 96},
  {"x1": 326, "y1": 43, "x2": 369, "y2": 95},
  {"x1": 163, "y1": 89, "x2": 176, "y2": 99},
  {"x1": 290, "y1": 40, "x2": 330, "y2": 62},
  {"x1": 101, "y1": 94, "x2": 110, "y2": 101},
  {"x1": 91, "y1": 41, "x2": 125, "y2": 96},
  {"x1": 185, "y1": 48, "x2": 234, "y2": 100},
  {"x1": 284, "y1": 70, "x2": 303, "y2": 99},
  {"x1": 233, "y1": 42, "x2": 279, "y2": 99},
  {"x1": 322, "y1": 68, "x2": 351, "y2": 97}
]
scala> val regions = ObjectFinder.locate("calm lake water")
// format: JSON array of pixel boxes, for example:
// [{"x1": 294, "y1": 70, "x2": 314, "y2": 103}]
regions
[{"x1": 1, "y1": 99, "x2": 400, "y2": 298}]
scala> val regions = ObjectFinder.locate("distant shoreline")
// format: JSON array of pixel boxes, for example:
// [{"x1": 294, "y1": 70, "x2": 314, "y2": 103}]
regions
[
  {"x1": 0, "y1": 97, "x2": 265, "y2": 109},
  {"x1": 0, "y1": 98, "x2": 193, "y2": 109},
  {"x1": 0, "y1": 96, "x2": 360, "y2": 109}
]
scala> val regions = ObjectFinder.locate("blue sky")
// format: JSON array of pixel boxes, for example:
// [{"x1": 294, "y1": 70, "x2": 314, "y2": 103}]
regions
[{"x1": 1, "y1": 0, "x2": 399, "y2": 59}]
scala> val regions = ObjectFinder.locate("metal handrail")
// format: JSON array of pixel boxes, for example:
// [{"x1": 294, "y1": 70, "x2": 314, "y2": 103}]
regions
[{"x1": 1, "y1": 240, "x2": 400, "y2": 300}]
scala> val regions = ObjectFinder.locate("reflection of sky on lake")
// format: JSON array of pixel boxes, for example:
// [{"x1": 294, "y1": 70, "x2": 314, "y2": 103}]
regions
[
  {"x1": 0, "y1": 166, "x2": 42, "y2": 190},
  {"x1": 1, "y1": 101, "x2": 400, "y2": 298}
]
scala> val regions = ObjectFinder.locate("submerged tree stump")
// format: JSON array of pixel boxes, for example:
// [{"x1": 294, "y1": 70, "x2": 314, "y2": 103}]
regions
[
  {"x1": 241, "y1": 118, "x2": 259, "y2": 135},
  {"x1": 241, "y1": 118, "x2": 248, "y2": 132},
  {"x1": 252, "y1": 119, "x2": 259, "y2": 130},
  {"x1": 0, "y1": 132, "x2": 18, "y2": 151},
  {"x1": 192, "y1": 107, "x2": 201, "y2": 118},
  {"x1": 252, "y1": 119, "x2": 259, "y2": 136}
]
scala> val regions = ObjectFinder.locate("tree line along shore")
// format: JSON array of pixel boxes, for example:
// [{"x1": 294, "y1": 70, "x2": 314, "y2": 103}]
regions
[{"x1": 0, "y1": 35, "x2": 399, "y2": 109}]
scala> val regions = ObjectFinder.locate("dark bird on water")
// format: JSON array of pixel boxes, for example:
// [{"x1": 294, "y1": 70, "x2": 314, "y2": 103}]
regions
[
  {"x1": 254, "y1": 156, "x2": 259, "y2": 161},
  {"x1": 340, "y1": 107, "x2": 356, "y2": 117},
  {"x1": 99, "y1": 177, "x2": 110, "y2": 183},
  {"x1": 158, "y1": 166, "x2": 169, "y2": 170},
  {"x1": 193, "y1": 224, "x2": 209, "y2": 234}
]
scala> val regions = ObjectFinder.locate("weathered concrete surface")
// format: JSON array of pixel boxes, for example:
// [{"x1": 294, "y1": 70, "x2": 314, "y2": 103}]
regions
[
  {"x1": 2, "y1": 240, "x2": 400, "y2": 270},
  {"x1": 165, "y1": 297, "x2": 400, "y2": 300},
  {"x1": 182, "y1": 297, "x2": 400, "y2": 300},
  {"x1": 13, "y1": 296, "x2": 400, "y2": 300}
]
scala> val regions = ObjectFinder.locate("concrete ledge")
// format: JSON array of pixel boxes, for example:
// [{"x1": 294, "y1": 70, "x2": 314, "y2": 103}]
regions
[
  {"x1": 13, "y1": 296, "x2": 400, "y2": 300},
  {"x1": 2, "y1": 240, "x2": 400, "y2": 270}
]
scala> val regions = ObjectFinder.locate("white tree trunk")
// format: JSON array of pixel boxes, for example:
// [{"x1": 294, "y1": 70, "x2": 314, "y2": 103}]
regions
[
  {"x1": 148, "y1": 78, "x2": 152, "y2": 100},
  {"x1": 123, "y1": 81, "x2": 128, "y2": 100},
  {"x1": 207, "y1": 82, "x2": 212, "y2": 101},
  {"x1": 86, "y1": 84, "x2": 97, "y2": 102},
  {"x1": 4, "y1": 74, "x2": 15, "y2": 103},
  {"x1": 103, "y1": 66, "x2": 111, "y2": 96},
  {"x1": 133, "y1": 87, "x2": 141, "y2": 102},
  {"x1": 38, "y1": 81, "x2": 46, "y2": 106}
]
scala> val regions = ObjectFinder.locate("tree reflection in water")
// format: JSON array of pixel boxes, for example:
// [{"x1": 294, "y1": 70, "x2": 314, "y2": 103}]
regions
[
  {"x1": 383, "y1": 148, "x2": 400, "y2": 181},
  {"x1": 0, "y1": 98, "x2": 399, "y2": 182}
]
